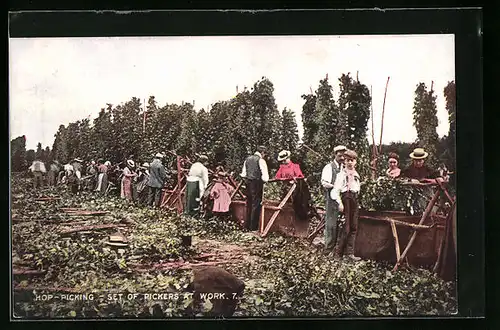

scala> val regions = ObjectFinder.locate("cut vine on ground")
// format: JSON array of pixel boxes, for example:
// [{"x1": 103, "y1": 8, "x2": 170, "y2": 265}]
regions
[{"x1": 11, "y1": 173, "x2": 456, "y2": 318}]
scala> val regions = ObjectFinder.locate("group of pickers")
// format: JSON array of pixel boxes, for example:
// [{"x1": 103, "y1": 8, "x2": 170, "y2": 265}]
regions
[
  {"x1": 238, "y1": 145, "x2": 449, "y2": 261},
  {"x1": 26, "y1": 144, "x2": 449, "y2": 261},
  {"x1": 26, "y1": 153, "x2": 173, "y2": 207}
]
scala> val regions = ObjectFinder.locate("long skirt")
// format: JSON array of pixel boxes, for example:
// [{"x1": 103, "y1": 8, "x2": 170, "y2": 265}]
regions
[
  {"x1": 136, "y1": 180, "x2": 149, "y2": 205},
  {"x1": 48, "y1": 171, "x2": 56, "y2": 186},
  {"x1": 185, "y1": 181, "x2": 201, "y2": 216},
  {"x1": 95, "y1": 173, "x2": 108, "y2": 193},
  {"x1": 121, "y1": 177, "x2": 133, "y2": 200}
]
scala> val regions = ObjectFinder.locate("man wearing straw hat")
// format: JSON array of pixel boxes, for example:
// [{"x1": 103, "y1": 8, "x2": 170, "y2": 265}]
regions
[
  {"x1": 70, "y1": 157, "x2": 84, "y2": 191},
  {"x1": 320, "y1": 145, "x2": 346, "y2": 254},
  {"x1": 402, "y1": 148, "x2": 442, "y2": 181},
  {"x1": 71, "y1": 157, "x2": 84, "y2": 180},
  {"x1": 241, "y1": 145, "x2": 270, "y2": 231},
  {"x1": 402, "y1": 147, "x2": 443, "y2": 215},
  {"x1": 147, "y1": 153, "x2": 168, "y2": 208}
]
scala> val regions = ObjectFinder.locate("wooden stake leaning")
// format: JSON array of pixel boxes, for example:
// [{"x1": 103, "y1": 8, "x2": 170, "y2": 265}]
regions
[
  {"x1": 432, "y1": 201, "x2": 456, "y2": 273},
  {"x1": 390, "y1": 220, "x2": 401, "y2": 261},
  {"x1": 261, "y1": 183, "x2": 297, "y2": 237},
  {"x1": 393, "y1": 188, "x2": 441, "y2": 271},
  {"x1": 230, "y1": 181, "x2": 243, "y2": 200}
]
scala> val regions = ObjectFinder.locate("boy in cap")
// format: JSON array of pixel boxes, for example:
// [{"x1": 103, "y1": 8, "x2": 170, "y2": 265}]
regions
[
  {"x1": 331, "y1": 149, "x2": 361, "y2": 261},
  {"x1": 320, "y1": 145, "x2": 346, "y2": 254},
  {"x1": 66, "y1": 169, "x2": 79, "y2": 195}
]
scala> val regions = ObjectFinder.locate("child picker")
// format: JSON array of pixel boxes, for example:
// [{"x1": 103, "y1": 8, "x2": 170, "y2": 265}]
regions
[
  {"x1": 330, "y1": 149, "x2": 362, "y2": 261},
  {"x1": 66, "y1": 169, "x2": 79, "y2": 195}
]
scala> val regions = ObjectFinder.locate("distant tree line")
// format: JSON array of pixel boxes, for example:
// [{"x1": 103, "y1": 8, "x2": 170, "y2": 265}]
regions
[{"x1": 11, "y1": 76, "x2": 456, "y2": 188}]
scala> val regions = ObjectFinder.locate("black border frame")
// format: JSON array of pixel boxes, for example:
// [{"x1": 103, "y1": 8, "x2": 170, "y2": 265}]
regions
[{"x1": 7, "y1": 7, "x2": 484, "y2": 326}]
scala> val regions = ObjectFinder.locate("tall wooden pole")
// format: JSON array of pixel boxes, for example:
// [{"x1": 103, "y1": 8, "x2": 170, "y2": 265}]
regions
[
  {"x1": 378, "y1": 76, "x2": 391, "y2": 156},
  {"x1": 143, "y1": 98, "x2": 146, "y2": 134},
  {"x1": 370, "y1": 85, "x2": 377, "y2": 179}
]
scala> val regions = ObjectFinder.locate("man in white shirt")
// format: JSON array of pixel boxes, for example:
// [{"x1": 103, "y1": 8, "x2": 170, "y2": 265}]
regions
[
  {"x1": 29, "y1": 157, "x2": 47, "y2": 189},
  {"x1": 241, "y1": 145, "x2": 270, "y2": 231},
  {"x1": 185, "y1": 155, "x2": 210, "y2": 216},
  {"x1": 320, "y1": 145, "x2": 346, "y2": 254},
  {"x1": 330, "y1": 149, "x2": 361, "y2": 261}
]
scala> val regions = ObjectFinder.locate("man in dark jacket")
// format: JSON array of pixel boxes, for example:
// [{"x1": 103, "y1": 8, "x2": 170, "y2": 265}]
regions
[
  {"x1": 240, "y1": 146, "x2": 270, "y2": 231},
  {"x1": 147, "y1": 153, "x2": 168, "y2": 208}
]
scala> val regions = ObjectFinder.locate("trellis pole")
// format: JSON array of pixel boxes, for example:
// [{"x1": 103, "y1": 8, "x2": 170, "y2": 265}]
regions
[{"x1": 378, "y1": 76, "x2": 391, "y2": 155}]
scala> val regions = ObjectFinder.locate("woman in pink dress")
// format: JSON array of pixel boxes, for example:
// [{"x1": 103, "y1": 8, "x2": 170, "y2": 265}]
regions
[
  {"x1": 121, "y1": 160, "x2": 137, "y2": 201},
  {"x1": 210, "y1": 175, "x2": 235, "y2": 213},
  {"x1": 275, "y1": 150, "x2": 304, "y2": 180}
]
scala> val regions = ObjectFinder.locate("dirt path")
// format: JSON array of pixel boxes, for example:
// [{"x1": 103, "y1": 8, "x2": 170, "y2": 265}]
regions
[{"x1": 193, "y1": 236, "x2": 261, "y2": 264}]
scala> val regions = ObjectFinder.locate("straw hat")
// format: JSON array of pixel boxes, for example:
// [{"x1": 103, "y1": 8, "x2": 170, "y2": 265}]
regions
[
  {"x1": 155, "y1": 152, "x2": 164, "y2": 159},
  {"x1": 333, "y1": 145, "x2": 347, "y2": 153},
  {"x1": 409, "y1": 148, "x2": 429, "y2": 160},
  {"x1": 142, "y1": 162, "x2": 150, "y2": 168},
  {"x1": 127, "y1": 160, "x2": 135, "y2": 168},
  {"x1": 277, "y1": 150, "x2": 291, "y2": 162},
  {"x1": 104, "y1": 161, "x2": 111, "y2": 166}
]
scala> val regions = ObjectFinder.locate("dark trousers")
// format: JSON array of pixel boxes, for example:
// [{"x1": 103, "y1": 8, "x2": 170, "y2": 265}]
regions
[
  {"x1": 69, "y1": 183, "x2": 78, "y2": 194},
  {"x1": 336, "y1": 191, "x2": 359, "y2": 256},
  {"x1": 324, "y1": 192, "x2": 340, "y2": 251},
  {"x1": 245, "y1": 179, "x2": 263, "y2": 231},
  {"x1": 33, "y1": 172, "x2": 43, "y2": 189},
  {"x1": 48, "y1": 171, "x2": 56, "y2": 186},
  {"x1": 185, "y1": 181, "x2": 201, "y2": 216},
  {"x1": 148, "y1": 187, "x2": 163, "y2": 208}
]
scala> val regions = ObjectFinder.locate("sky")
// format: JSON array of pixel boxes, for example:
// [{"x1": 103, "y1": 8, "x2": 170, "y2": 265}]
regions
[{"x1": 9, "y1": 35, "x2": 455, "y2": 151}]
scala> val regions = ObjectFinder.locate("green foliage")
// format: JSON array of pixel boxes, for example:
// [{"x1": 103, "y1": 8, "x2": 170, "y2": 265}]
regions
[
  {"x1": 443, "y1": 81, "x2": 456, "y2": 170},
  {"x1": 300, "y1": 93, "x2": 319, "y2": 149},
  {"x1": 52, "y1": 125, "x2": 69, "y2": 163},
  {"x1": 176, "y1": 103, "x2": 198, "y2": 156},
  {"x1": 35, "y1": 143, "x2": 43, "y2": 160},
  {"x1": 11, "y1": 136, "x2": 27, "y2": 171},
  {"x1": 336, "y1": 74, "x2": 352, "y2": 146},
  {"x1": 281, "y1": 108, "x2": 299, "y2": 155},
  {"x1": 250, "y1": 77, "x2": 282, "y2": 170},
  {"x1": 412, "y1": 83, "x2": 439, "y2": 169},
  {"x1": 89, "y1": 107, "x2": 114, "y2": 162},
  {"x1": 11, "y1": 173, "x2": 456, "y2": 318},
  {"x1": 26, "y1": 149, "x2": 35, "y2": 166},
  {"x1": 315, "y1": 77, "x2": 338, "y2": 156},
  {"x1": 359, "y1": 177, "x2": 428, "y2": 213}
]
